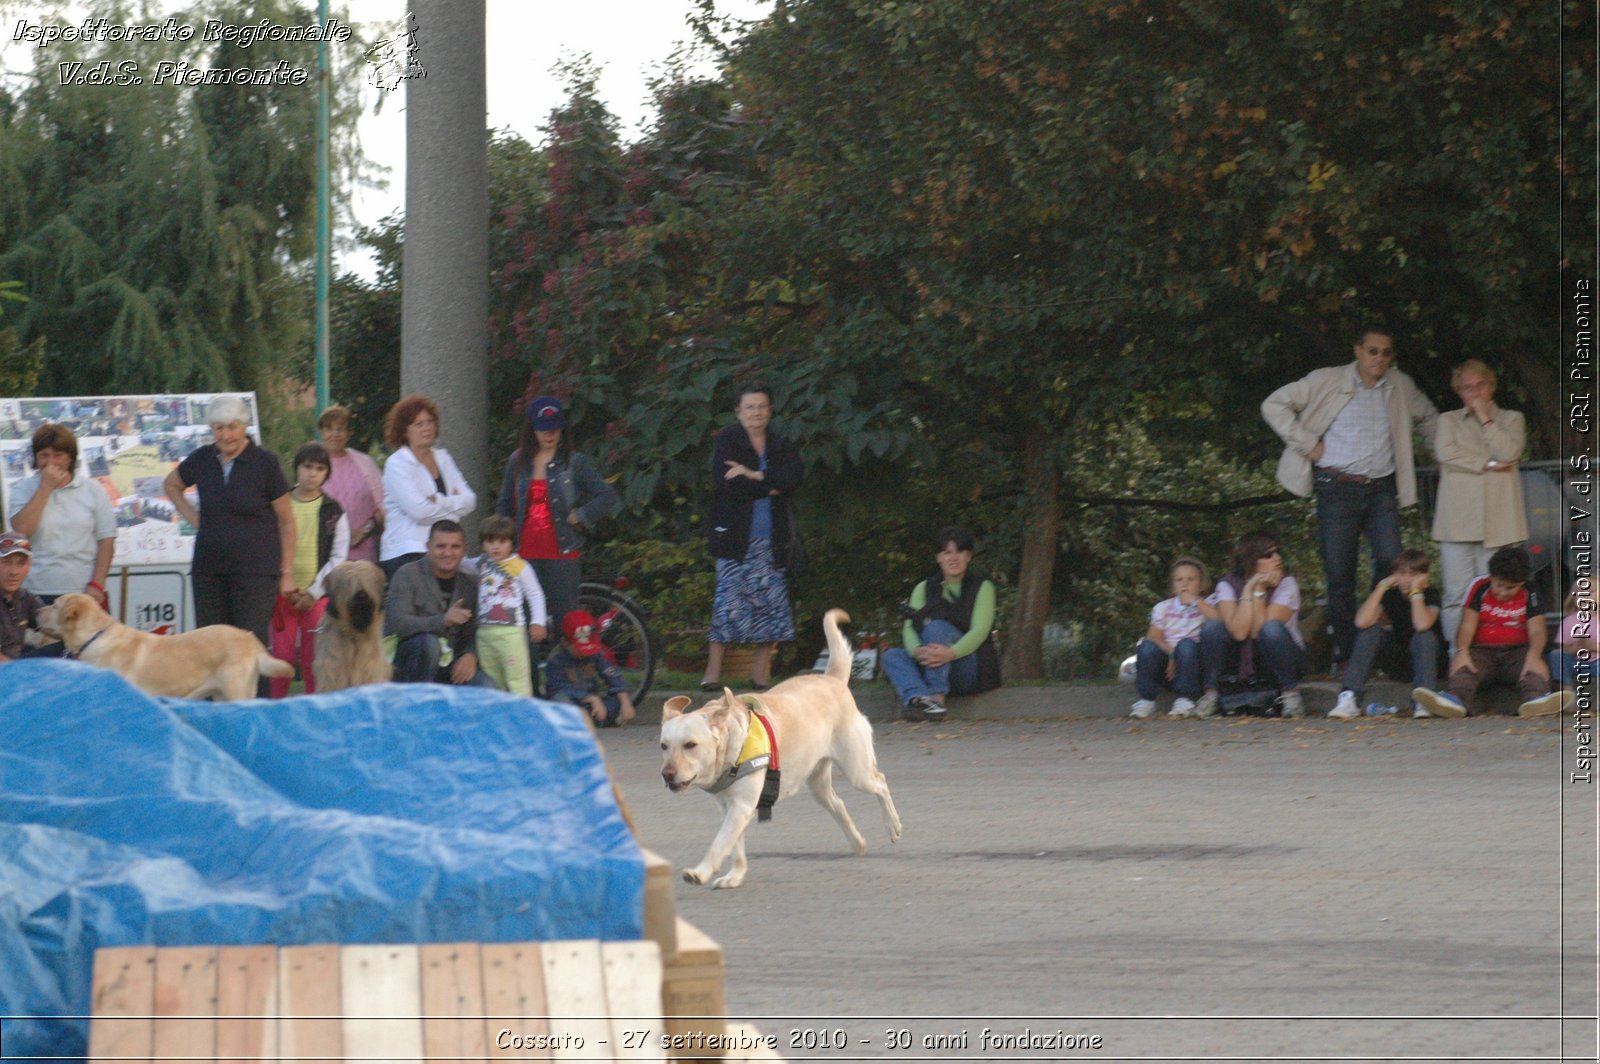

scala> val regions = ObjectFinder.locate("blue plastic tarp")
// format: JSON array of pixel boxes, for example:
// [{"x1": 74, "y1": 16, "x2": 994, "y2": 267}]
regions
[{"x1": 0, "y1": 659, "x2": 644, "y2": 1062}]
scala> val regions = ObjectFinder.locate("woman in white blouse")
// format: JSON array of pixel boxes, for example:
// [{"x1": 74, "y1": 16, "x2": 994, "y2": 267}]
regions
[{"x1": 378, "y1": 394, "x2": 477, "y2": 577}]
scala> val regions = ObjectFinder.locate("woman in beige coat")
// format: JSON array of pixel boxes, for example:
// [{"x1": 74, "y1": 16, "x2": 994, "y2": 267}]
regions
[{"x1": 1431, "y1": 359, "x2": 1528, "y2": 649}]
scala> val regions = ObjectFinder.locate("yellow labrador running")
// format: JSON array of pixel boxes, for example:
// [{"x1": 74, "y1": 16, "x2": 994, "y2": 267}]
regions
[
  {"x1": 659, "y1": 608, "x2": 902, "y2": 888},
  {"x1": 37, "y1": 592, "x2": 292, "y2": 701}
]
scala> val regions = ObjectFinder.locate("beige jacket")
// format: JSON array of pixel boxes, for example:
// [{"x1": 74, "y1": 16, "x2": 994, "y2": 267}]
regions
[
  {"x1": 1430, "y1": 405, "x2": 1528, "y2": 547},
  {"x1": 1261, "y1": 363, "x2": 1439, "y2": 506}
]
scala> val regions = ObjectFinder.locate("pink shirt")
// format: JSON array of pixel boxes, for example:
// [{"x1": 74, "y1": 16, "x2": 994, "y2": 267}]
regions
[{"x1": 324, "y1": 449, "x2": 384, "y2": 563}]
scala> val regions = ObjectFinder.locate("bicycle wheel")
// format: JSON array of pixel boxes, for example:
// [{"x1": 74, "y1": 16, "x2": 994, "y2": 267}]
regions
[{"x1": 576, "y1": 582, "x2": 656, "y2": 704}]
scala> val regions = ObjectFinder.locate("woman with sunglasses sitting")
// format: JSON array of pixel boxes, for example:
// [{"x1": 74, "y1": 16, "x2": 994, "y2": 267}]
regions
[{"x1": 1197, "y1": 531, "x2": 1308, "y2": 718}]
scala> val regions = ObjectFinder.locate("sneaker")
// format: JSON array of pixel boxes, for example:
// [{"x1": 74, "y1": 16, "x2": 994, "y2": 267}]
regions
[
  {"x1": 1194, "y1": 691, "x2": 1220, "y2": 719},
  {"x1": 1412, "y1": 688, "x2": 1466, "y2": 719},
  {"x1": 1169, "y1": 697, "x2": 1197, "y2": 719},
  {"x1": 920, "y1": 696, "x2": 948, "y2": 721},
  {"x1": 1519, "y1": 690, "x2": 1572, "y2": 718},
  {"x1": 901, "y1": 699, "x2": 927, "y2": 722},
  {"x1": 1413, "y1": 701, "x2": 1431, "y2": 718},
  {"x1": 1129, "y1": 699, "x2": 1157, "y2": 719},
  {"x1": 1328, "y1": 690, "x2": 1360, "y2": 720},
  {"x1": 1280, "y1": 690, "x2": 1305, "y2": 718}
]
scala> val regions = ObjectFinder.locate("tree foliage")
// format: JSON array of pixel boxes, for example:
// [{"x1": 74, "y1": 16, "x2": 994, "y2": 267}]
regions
[
  {"x1": 0, "y1": 0, "x2": 369, "y2": 402},
  {"x1": 472, "y1": 1, "x2": 1585, "y2": 675}
]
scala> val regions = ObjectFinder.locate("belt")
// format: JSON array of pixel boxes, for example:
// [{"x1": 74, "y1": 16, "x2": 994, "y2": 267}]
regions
[{"x1": 1314, "y1": 466, "x2": 1394, "y2": 486}]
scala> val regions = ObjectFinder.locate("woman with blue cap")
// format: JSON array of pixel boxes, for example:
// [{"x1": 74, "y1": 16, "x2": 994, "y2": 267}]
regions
[{"x1": 495, "y1": 395, "x2": 618, "y2": 642}]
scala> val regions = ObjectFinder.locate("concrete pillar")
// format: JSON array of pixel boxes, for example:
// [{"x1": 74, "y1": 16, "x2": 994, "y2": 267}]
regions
[{"x1": 403, "y1": 0, "x2": 488, "y2": 534}]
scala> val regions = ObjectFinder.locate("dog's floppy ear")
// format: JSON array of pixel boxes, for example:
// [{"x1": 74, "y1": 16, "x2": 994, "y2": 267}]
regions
[{"x1": 662, "y1": 695, "x2": 692, "y2": 720}]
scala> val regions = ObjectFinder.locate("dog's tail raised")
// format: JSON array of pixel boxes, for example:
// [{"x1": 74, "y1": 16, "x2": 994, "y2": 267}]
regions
[
  {"x1": 256, "y1": 646, "x2": 295, "y2": 679},
  {"x1": 822, "y1": 608, "x2": 852, "y2": 684}
]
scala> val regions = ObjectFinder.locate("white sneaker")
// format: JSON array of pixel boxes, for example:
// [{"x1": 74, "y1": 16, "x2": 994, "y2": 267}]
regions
[
  {"x1": 1519, "y1": 690, "x2": 1572, "y2": 718},
  {"x1": 1194, "y1": 691, "x2": 1219, "y2": 718},
  {"x1": 1412, "y1": 687, "x2": 1466, "y2": 719},
  {"x1": 1280, "y1": 690, "x2": 1305, "y2": 718},
  {"x1": 1169, "y1": 697, "x2": 1196, "y2": 718},
  {"x1": 1413, "y1": 701, "x2": 1431, "y2": 718},
  {"x1": 1129, "y1": 699, "x2": 1157, "y2": 719},
  {"x1": 1328, "y1": 690, "x2": 1360, "y2": 720}
]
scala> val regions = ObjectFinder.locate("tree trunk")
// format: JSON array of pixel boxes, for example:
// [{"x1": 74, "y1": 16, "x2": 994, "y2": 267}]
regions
[{"x1": 1002, "y1": 433, "x2": 1060, "y2": 680}]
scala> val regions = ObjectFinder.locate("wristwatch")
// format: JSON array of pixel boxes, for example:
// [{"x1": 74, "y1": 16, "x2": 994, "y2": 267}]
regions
[{"x1": 1486, "y1": 459, "x2": 1499, "y2": 470}]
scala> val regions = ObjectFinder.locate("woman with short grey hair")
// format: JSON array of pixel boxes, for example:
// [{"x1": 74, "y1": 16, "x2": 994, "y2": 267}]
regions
[{"x1": 162, "y1": 395, "x2": 295, "y2": 696}]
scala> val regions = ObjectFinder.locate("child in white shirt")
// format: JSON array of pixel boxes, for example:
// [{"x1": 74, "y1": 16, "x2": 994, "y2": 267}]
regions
[
  {"x1": 1131, "y1": 557, "x2": 1219, "y2": 719},
  {"x1": 472, "y1": 515, "x2": 547, "y2": 696}
]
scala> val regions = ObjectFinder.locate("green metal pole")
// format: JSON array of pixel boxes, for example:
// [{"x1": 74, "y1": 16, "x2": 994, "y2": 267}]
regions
[{"x1": 314, "y1": 0, "x2": 331, "y2": 413}]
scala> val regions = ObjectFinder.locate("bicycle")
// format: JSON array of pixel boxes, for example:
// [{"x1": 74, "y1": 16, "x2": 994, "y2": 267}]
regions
[{"x1": 575, "y1": 577, "x2": 657, "y2": 704}]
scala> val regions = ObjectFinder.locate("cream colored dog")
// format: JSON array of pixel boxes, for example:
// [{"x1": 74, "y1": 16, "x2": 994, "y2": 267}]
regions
[
  {"x1": 659, "y1": 608, "x2": 902, "y2": 889},
  {"x1": 37, "y1": 592, "x2": 293, "y2": 701},
  {"x1": 313, "y1": 561, "x2": 392, "y2": 691}
]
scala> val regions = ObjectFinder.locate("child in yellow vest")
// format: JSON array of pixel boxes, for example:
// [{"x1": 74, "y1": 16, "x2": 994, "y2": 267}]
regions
[
  {"x1": 471, "y1": 515, "x2": 547, "y2": 695},
  {"x1": 271, "y1": 442, "x2": 349, "y2": 696}
]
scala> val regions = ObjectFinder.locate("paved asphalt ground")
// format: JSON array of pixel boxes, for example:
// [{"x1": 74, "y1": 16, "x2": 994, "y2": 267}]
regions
[{"x1": 606, "y1": 682, "x2": 1597, "y2": 1062}]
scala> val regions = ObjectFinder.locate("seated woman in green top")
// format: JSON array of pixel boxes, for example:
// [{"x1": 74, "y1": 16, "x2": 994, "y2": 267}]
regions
[{"x1": 880, "y1": 525, "x2": 1002, "y2": 721}]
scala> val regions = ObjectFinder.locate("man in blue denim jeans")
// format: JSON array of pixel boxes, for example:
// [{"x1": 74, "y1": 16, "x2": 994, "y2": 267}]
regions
[{"x1": 1262, "y1": 325, "x2": 1438, "y2": 665}]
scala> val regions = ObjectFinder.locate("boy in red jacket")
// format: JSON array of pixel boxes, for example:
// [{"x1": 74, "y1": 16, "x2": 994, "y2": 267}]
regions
[{"x1": 1413, "y1": 546, "x2": 1567, "y2": 718}]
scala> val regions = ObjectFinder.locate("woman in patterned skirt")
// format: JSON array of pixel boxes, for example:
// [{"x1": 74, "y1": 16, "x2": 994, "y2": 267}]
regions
[{"x1": 701, "y1": 384, "x2": 803, "y2": 691}]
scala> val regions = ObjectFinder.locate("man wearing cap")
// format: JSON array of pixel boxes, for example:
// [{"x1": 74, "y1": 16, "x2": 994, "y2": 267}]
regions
[
  {"x1": 544, "y1": 609, "x2": 635, "y2": 726},
  {"x1": 1262, "y1": 324, "x2": 1439, "y2": 666},
  {"x1": 383, "y1": 519, "x2": 492, "y2": 686},
  {"x1": 0, "y1": 533, "x2": 47, "y2": 663}
]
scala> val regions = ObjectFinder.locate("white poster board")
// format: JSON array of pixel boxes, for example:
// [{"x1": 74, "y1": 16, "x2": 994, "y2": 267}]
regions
[{"x1": 0, "y1": 392, "x2": 261, "y2": 633}]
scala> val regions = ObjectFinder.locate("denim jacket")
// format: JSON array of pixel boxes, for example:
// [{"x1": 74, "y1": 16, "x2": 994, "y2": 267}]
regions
[{"x1": 496, "y1": 448, "x2": 618, "y2": 554}]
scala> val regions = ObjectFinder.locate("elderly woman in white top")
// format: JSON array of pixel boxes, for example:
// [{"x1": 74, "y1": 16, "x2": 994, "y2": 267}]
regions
[
  {"x1": 378, "y1": 394, "x2": 477, "y2": 578},
  {"x1": 6, "y1": 423, "x2": 116, "y2": 617},
  {"x1": 1431, "y1": 359, "x2": 1528, "y2": 650}
]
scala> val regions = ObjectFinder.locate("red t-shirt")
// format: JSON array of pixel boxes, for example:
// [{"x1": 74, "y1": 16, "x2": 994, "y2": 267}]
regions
[
  {"x1": 1465, "y1": 576, "x2": 1541, "y2": 647},
  {"x1": 519, "y1": 479, "x2": 580, "y2": 561}
]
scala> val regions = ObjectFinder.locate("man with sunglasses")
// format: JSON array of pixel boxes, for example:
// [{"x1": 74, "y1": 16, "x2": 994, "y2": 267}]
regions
[
  {"x1": 1263, "y1": 324, "x2": 1439, "y2": 666},
  {"x1": 0, "y1": 533, "x2": 47, "y2": 663}
]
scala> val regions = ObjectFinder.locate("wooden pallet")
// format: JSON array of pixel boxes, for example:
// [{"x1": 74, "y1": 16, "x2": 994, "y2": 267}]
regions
[{"x1": 87, "y1": 850, "x2": 777, "y2": 1063}]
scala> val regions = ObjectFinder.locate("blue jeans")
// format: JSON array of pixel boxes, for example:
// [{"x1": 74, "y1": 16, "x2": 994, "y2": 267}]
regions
[
  {"x1": 881, "y1": 619, "x2": 980, "y2": 703},
  {"x1": 1134, "y1": 638, "x2": 1202, "y2": 700},
  {"x1": 1550, "y1": 650, "x2": 1580, "y2": 687},
  {"x1": 1341, "y1": 625, "x2": 1441, "y2": 702},
  {"x1": 1199, "y1": 618, "x2": 1306, "y2": 692},
  {"x1": 393, "y1": 633, "x2": 499, "y2": 688},
  {"x1": 1314, "y1": 473, "x2": 1402, "y2": 662}
]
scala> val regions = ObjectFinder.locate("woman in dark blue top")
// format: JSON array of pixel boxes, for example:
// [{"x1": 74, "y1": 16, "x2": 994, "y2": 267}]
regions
[
  {"x1": 162, "y1": 395, "x2": 294, "y2": 695},
  {"x1": 702, "y1": 384, "x2": 803, "y2": 691}
]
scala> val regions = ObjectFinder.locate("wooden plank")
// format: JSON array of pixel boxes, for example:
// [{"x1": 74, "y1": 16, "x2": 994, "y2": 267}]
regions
[
  {"x1": 216, "y1": 946, "x2": 279, "y2": 1064},
  {"x1": 667, "y1": 919, "x2": 722, "y2": 970},
  {"x1": 661, "y1": 920, "x2": 726, "y2": 1060},
  {"x1": 640, "y1": 849, "x2": 677, "y2": 956},
  {"x1": 152, "y1": 946, "x2": 218, "y2": 1064},
  {"x1": 278, "y1": 944, "x2": 342, "y2": 1063},
  {"x1": 420, "y1": 943, "x2": 489, "y2": 1064},
  {"x1": 89, "y1": 946, "x2": 156, "y2": 1064},
  {"x1": 481, "y1": 943, "x2": 550, "y2": 1061},
  {"x1": 540, "y1": 940, "x2": 612, "y2": 1063},
  {"x1": 340, "y1": 944, "x2": 424, "y2": 1064},
  {"x1": 601, "y1": 941, "x2": 664, "y2": 1062}
]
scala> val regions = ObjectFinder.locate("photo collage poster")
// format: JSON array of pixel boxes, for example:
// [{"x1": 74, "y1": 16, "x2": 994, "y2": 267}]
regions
[{"x1": 0, "y1": 393, "x2": 260, "y2": 566}]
